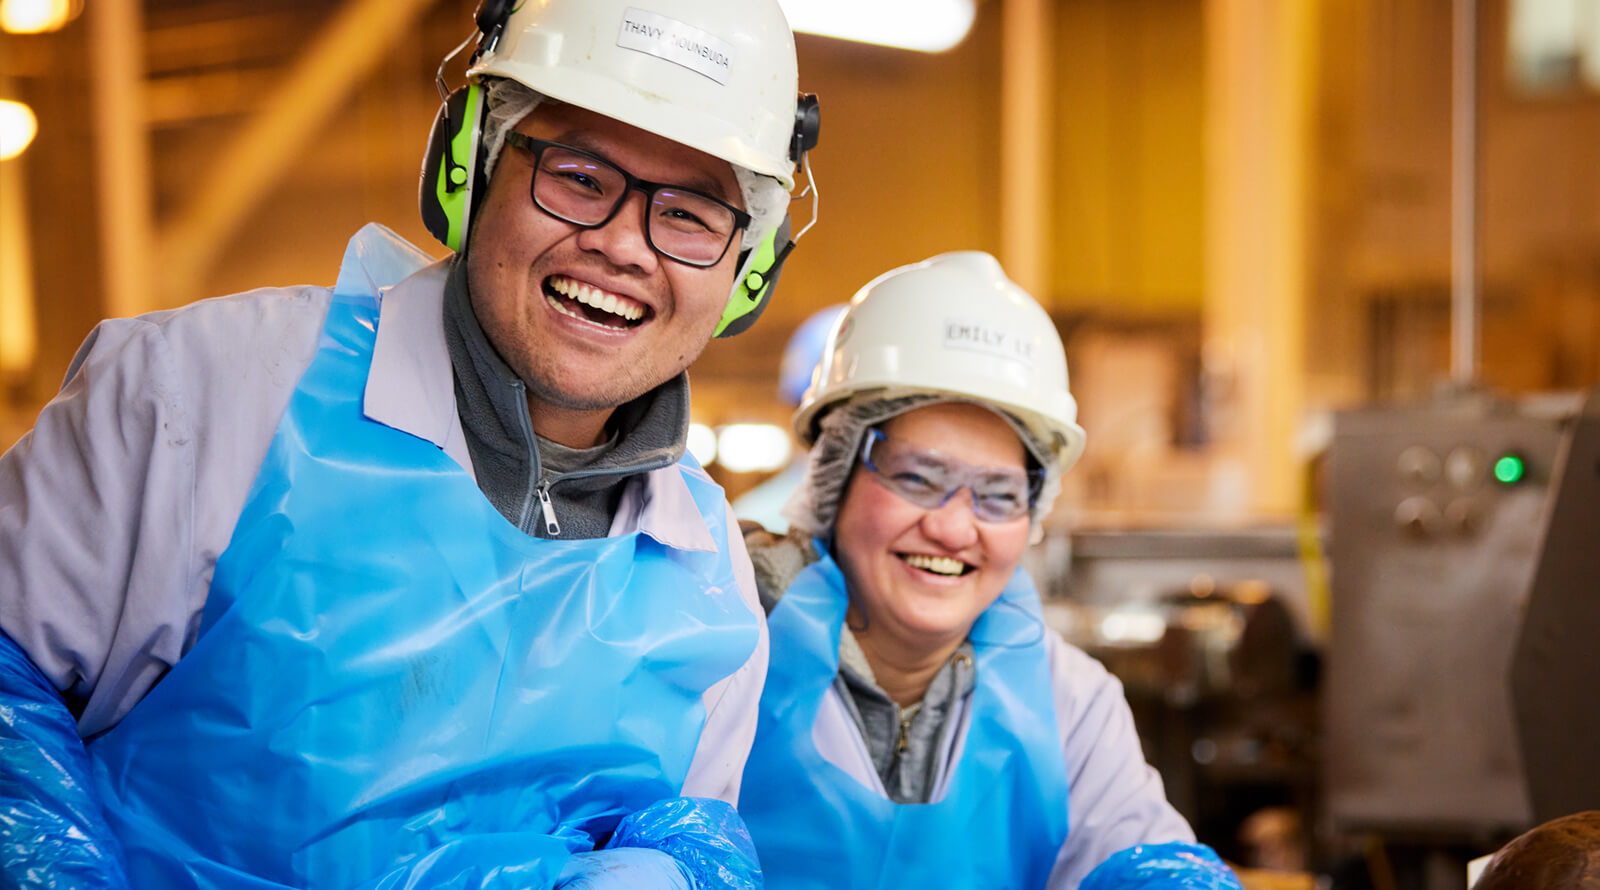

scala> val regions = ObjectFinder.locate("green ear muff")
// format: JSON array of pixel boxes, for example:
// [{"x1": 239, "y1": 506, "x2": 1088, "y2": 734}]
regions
[
  {"x1": 715, "y1": 216, "x2": 795, "y2": 338},
  {"x1": 716, "y1": 93, "x2": 818, "y2": 338},
  {"x1": 419, "y1": 83, "x2": 486, "y2": 252}
]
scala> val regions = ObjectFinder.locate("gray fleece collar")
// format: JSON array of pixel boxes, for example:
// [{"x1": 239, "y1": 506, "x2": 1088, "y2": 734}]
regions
[{"x1": 442, "y1": 257, "x2": 689, "y2": 536}]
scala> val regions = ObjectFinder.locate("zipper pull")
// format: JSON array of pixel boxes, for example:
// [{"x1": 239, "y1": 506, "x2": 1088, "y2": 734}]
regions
[
  {"x1": 537, "y1": 483, "x2": 561, "y2": 537},
  {"x1": 896, "y1": 703, "x2": 920, "y2": 755}
]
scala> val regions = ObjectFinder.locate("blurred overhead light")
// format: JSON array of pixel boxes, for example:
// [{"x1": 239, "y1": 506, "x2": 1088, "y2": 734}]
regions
[
  {"x1": 716, "y1": 424, "x2": 792, "y2": 474},
  {"x1": 0, "y1": 100, "x2": 37, "y2": 160},
  {"x1": 687, "y1": 423, "x2": 718, "y2": 467},
  {"x1": 778, "y1": 0, "x2": 977, "y2": 53},
  {"x1": 1098, "y1": 608, "x2": 1167, "y2": 646},
  {"x1": 1508, "y1": 0, "x2": 1600, "y2": 92},
  {"x1": 1, "y1": 0, "x2": 81, "y2": 34},
  {"x1": 1586, "y1": 0, "x2": 1600, "y2": 88},
  {"x1": 0, "y1": 151, "x2": 37, "y2": 373}
]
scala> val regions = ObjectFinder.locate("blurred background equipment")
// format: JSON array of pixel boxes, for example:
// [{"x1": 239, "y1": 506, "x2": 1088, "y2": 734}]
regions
[
  {"x1": 1509, "y1": 387, "x2": 1600, "y2": 827},
  {"x1": 1322, "y1": 388, "x2": 1600, "y2": 862},
  {"x1": 1322, "y1": 392, "x2": 1571, "y2": 854},
  {"x1": 1035, "y1": 532, "x2": 1321, "y2": 868}
]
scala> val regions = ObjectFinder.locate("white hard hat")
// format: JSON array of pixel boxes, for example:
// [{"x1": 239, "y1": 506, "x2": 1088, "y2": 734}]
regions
[
  {"x1": 794, "y1": 251, "x2": 1087, "y2": 472},
  {"x1": 469, "y1": 0, "x2": 802, "y2": 188}
]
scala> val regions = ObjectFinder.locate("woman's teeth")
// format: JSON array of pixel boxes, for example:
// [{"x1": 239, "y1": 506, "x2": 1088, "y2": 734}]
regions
[
  {"x1": 547, "y1": 277, "x2": 645, "y2": 322},
  {"x1": 902, "y1": 554, "x2": 966, "y2": 576}
]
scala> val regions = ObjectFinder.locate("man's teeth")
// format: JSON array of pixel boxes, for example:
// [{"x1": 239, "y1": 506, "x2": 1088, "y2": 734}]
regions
[
  {"x1": 549, "y1": 277, "x2": 645, "y2": 322},
  {"x1": 902, "y1": 554, "x2": 966, "y2": 576}
]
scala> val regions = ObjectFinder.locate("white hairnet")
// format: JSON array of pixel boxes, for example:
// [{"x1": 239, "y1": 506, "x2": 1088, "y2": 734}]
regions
[
  {"x1": 480, "y1": 77, "x2": 787, "y2": 251},
  {"x1": 782, "y1": 393, "x2": 1065, "y2": 545}
]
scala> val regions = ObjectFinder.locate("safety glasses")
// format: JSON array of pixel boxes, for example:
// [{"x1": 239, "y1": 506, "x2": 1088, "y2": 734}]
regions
[
  {"x1": 503, "y1": 132, "x2": 751, "y2": 268},
  {"x1": 858, "y1": 428, "x2": 1042, "y2": 523}
]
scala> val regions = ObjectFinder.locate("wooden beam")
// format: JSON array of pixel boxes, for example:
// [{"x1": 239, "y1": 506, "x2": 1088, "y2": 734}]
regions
[
  {"x1": 155, "y1": 0, "x2": 437, "y2": 307},
  {"x1": 89, "y1": 0, "x2": 154, "y2": 319},
  {"x1": 1203, "y1": 0, "x2": 1316, "y2": 518},
  {"x1": 999, "y1": 0, "x2": 1054, "y2": 299}
]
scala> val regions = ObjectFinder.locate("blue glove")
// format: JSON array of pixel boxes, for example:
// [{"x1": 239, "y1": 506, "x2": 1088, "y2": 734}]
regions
[
  {"x1": 606, "y1": 796, "x2": 761, "y2": 890},
  {"x1": 556, "y1": 848, "x2": 692, "y2": 889},
  {"x1": 555, "y1": 796, "x2": 761, "y2": 890},
  {"x1": 1080, "y1": 842, "x2": 1244, "y2": 890},
  {"x1": 0, "y1": 629, "x2": 131, "y2": 889}
]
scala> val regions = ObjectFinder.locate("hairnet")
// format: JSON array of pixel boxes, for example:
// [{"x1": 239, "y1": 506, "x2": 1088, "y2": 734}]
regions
[
  {"x1": 480, "y1": 77, "x2": 787, "y2": 251},
  {"x1": 782, "y1": 393, "x2": 1065, "y2": 544}
]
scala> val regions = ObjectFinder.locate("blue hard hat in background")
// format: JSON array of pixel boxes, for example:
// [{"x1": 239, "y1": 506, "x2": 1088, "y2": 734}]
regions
[{"x1": 778, "y1": 305, "x2": 847, "y2": 407}]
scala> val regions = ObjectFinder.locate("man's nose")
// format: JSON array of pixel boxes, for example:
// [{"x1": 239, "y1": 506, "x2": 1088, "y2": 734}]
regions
[{"x1": 575, "y1": 188, "x2": 659, "y2": 272}]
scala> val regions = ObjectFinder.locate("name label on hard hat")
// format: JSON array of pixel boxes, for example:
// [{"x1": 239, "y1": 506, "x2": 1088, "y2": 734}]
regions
[
  {"x1": 618, "y1": 8, "x2": 734, "y2": 85},
  {"x1": 943, "y1": 319, "x2": 1035, "y2": 366}
]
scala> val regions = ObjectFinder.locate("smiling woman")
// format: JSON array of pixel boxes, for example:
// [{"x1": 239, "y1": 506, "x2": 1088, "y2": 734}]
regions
[
  {"x1": 832, "y1": 402, "x2": 1035, "y2": 690},
  {"x1": 736, "y1": 251, "x2": 1245, "y2": 890}
]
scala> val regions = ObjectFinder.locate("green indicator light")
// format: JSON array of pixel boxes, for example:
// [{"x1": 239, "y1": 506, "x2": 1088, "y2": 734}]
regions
[{"x1": 1493, "y1": 453, "x2": 1526, "y2": 485}]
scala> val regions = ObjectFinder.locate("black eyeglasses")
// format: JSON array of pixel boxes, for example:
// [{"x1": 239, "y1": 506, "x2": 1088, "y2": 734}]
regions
[{"x1": 502, "y1": 132, "x2": 751, "y2": 268}]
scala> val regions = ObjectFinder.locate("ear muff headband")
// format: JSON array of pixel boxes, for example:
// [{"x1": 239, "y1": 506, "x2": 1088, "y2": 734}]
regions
[{"x1": 419, "y1": 83, "x2": 486, "y2": 252}]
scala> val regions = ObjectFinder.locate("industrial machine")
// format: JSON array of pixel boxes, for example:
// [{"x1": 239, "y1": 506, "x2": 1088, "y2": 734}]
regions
[
  {"x1": 1323, "y1": 391, "x2": 1575, "y2": 837},
  {"x1": 1323, "y1": 386, "x2": 1600, "y2": 886},
  {"x1": 1509, "y1": 387, "x2": 1600, "y2": 825},
  {"x1": 1033, "y1": 529, "x2": 1320, "y2": 864}
]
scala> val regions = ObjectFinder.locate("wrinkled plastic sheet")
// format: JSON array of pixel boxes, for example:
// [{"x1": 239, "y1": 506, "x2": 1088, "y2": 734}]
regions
[
  {"x1": 1081, "y1": 842, "x2": 1246, "y2": 890},
  {"x1": 0, "y1": 630, "x2": 130, "y2": 889},
  {"x1": 1, "y1": 624, "x2": 760, "y2": 890}
]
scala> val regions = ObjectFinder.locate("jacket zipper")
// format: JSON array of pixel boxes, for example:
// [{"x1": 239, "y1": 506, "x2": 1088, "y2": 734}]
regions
[
  {"x1": 510, "y1": 380, "x2": 545, "y2": 534},
  {"x1": 536, "y1": 483, "x2": 561, "y2": 537},
  {"x1": 506, "y1": 377, "x2": 676, "y2": 540},
  {"x1": 895, "y1": 702, "x2": 922, "y2": 756}
]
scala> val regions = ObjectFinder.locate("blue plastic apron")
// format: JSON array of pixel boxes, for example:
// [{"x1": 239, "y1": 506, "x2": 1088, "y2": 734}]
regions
[
  {"x1": 85, "y1": 267, "x2": 758, "y2": 888},
  {"x1": 740, "y1": 544, "x2": 1071, "y2": 889}
]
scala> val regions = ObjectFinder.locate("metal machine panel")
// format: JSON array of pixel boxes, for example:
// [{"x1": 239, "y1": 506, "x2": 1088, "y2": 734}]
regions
[
  {"x1": 1324, "y1": 396, "x2": 1574, "y2": 835},
  {"x1": 1510, "y1": 387, "x2": 1600, "y2": 824}
]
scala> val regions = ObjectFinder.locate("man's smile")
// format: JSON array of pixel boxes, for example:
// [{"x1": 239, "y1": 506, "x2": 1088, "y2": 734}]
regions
[{"x1": 544, "y1": 275, "x2": 650, "y2": 329}]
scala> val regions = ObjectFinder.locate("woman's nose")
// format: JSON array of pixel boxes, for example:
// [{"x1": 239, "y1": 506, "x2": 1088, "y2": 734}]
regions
[{"x1": 919, "y1": 487, "x2": 981, "y2": 549}]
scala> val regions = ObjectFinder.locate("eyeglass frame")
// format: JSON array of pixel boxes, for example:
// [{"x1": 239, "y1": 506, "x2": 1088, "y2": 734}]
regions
[
  {"x1": 857, "y1": 427, "x2": 1045, "y2": 523},
  {"x1": 502, "y1": 131, "x2": 753, "y2": 268}
]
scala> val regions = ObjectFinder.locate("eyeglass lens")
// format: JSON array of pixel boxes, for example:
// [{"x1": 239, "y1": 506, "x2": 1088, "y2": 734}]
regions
[
  {"x1": 533, "y1": 146, "x2": 739, "y2": 266},
  {"x1": 862, "y1": 430, "x2": 1035, "y2": 522}
]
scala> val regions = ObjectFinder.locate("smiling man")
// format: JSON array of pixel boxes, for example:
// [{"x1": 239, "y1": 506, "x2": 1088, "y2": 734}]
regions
[
  {"x1": 0, "y1": 1, "x2": 817, "y2": 887},
  {"x1": 464, "y1": 103, "x2": 751, "y2": 452}
]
